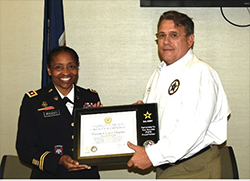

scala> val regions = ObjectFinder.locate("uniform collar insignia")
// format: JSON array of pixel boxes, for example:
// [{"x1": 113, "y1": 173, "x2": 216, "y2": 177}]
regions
[{"x1": 53, "y1": 96, "x2": 59, "y2": 101}]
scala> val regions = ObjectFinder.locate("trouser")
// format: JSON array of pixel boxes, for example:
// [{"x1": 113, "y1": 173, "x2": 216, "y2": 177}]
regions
[{"x1": 156, "y1": 145, "x2": 221, "y2": 179}]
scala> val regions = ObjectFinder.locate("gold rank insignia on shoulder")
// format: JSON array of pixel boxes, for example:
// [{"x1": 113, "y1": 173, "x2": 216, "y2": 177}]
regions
[
  {"x1": 90, "y1": 89, "x2": 98, "y2": 93},
  {"x1": 26, "y1": 90, "x2": 38, "y2": 98}
]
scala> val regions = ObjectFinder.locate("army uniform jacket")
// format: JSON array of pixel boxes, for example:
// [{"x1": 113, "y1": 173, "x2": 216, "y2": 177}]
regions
[{"x1": 16, "y1": 82, "x2": 100, "y2": 179}]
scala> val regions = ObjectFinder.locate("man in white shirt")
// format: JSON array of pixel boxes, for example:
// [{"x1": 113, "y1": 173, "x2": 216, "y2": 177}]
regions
[{"x1": 127, "y1": 11, "x2": 230, "y2": 179}]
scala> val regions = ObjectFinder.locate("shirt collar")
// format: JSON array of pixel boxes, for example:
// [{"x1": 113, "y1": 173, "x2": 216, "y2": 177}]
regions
[
  {"x1": 55, "y1": 85, "x2": 75, "y2": 103},
  {"x1": 157, "y1": 49, "x2": 194, "y2": 73}
]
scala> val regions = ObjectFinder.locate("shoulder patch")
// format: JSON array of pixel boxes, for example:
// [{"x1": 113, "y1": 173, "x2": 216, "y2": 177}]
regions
[
  {"x1": 26, "y1": 90, "x2": 38, "y2": 98},
  {"x1": 90, "y1": 89, "x2": 98, "y2": 93}
]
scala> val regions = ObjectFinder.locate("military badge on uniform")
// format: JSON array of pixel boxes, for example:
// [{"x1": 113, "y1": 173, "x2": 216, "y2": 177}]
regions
[
  {"x1": 83, "y1": 102, "x2": 94, "y2": 108},
  {"x1": 41, "y1": 101, "x2": 48, "y2": 107},
  {"x1": 26, "y1": 90, "x2": 38, "y2": 98},
  {"x1": 168, "y1": 79, "x2": 180, "y2": 95},
  {"x1": 54, "y1": 145, "x2": 63, "y2": 155},
  {"x1": 38, "y1": 101, "x2": 55, "y2": 111}
]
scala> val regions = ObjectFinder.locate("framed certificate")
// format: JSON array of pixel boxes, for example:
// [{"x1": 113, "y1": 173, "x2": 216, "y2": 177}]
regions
[{"x1": 73, "y1": 103, "x2": 159, "y2": 166}]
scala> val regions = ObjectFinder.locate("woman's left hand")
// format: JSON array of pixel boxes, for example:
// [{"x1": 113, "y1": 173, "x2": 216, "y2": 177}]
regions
[{"x1": 59, "y1": 155, "x2": 91, "y2": 172}]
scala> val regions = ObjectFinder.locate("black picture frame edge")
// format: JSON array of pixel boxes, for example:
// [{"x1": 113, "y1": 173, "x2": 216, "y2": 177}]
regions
[{"x1": 73, "y1": 103, "x2": 159, "y2": 166}]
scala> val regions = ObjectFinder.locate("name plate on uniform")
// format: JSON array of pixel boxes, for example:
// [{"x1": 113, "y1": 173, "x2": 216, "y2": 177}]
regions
[{"x1": 73, "y1": 103, "x2": 159, "y2": 166}]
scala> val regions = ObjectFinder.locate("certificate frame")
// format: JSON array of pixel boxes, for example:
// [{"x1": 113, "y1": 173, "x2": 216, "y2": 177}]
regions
[{"x1": 73, "y1": 103, "x2": 158, "y2": 166}]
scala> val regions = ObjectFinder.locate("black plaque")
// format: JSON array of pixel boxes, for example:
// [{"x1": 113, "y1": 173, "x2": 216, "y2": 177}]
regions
[{"x1": 73, "y1": 103, "x2": 159, "y2": 166}]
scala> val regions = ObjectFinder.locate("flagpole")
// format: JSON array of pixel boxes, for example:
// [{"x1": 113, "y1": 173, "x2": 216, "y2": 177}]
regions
[{"x1": 41, "y1": 0, "x2": 66, "y2": 88}]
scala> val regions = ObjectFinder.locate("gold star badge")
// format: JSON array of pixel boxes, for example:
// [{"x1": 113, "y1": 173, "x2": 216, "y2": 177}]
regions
[
  {"x1": 168, "y1": 79, "x2": 180, "y2": 95},
  {"x1": 144, "y1": 111, "x2": 152, "y2": 119}
]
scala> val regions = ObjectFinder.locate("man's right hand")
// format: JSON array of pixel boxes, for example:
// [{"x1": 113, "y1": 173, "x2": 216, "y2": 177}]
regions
[{"x1": 133, "y1": 100, "x2": 144, "y2": 105}]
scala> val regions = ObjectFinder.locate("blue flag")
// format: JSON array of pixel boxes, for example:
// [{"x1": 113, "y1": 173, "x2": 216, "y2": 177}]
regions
[{"x1": 42, "y1": 0, "x2": 66, "y2": 87}]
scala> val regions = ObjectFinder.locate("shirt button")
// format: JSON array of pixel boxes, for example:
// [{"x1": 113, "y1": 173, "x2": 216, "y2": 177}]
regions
[
  {"x1": 71, "y1": 135, "x2": 74, "y2": 139},
  {"x1": 71, "y1": 122, "x2": 74, "y2": 127}
]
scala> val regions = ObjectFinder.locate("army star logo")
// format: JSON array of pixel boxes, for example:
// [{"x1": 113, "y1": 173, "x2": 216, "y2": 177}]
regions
[
  {"x1": 168, "y1": 79, "x2": 180, "y2": 95},
  {"x1": 144, "y1": 111, "x2": 152, "y2": 119}
]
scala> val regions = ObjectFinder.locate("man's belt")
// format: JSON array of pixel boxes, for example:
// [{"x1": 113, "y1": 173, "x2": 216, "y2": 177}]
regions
[{"x1": 158, "y1": 145, "x2": 211, "y2": 170}]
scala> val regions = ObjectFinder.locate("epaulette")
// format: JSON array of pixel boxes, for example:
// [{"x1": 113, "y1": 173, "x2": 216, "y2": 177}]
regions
[
  {"x1": 90, "y1": 89, "x2": 98, "y2": 94},
  {"x1": 26, "y1": 90, "x2": 38, "y2": 98}
]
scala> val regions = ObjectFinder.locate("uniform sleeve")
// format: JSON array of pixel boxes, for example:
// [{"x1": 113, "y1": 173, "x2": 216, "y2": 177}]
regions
[
  {"x1": 95, "y1": 92, "x2": 101, "y2": 103},
  {"x1": 87, "y1": 89, "x2": 101, "y2": 104},
  {"x1": 16, "y1": 94, "x2": 61, "y2": 175}
]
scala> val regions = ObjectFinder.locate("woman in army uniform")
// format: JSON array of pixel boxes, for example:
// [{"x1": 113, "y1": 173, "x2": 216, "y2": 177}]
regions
[{"x1": 16, "y1": 46, "x2": 102, "y2": 178}]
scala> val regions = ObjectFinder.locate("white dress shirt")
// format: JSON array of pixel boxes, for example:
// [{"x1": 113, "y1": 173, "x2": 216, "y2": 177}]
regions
[{"x1": 143, "y1": 49, "x2": 231, "y2": 166}]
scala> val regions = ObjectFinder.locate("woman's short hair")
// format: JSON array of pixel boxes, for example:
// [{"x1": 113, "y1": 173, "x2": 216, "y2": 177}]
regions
[{"x1": 47, "y1": 46, "x2": 79, "y2": 68}]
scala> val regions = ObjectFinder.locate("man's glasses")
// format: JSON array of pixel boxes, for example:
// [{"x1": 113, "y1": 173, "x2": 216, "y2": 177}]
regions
[{"x1": 155, "y1": 32, "x2": 186, "y2": 40}]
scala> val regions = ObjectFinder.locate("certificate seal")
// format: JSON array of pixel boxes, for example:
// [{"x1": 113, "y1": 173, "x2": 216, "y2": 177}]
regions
[
  {"x1": 104, "y1": 116, "x2": 112, "y2": 124},
  {"x1": 91, "y1": 146, "x2": 98, "y2": 152},
  {"x1": 143, "y1": 140, "x2": 155, "y2": 148}
]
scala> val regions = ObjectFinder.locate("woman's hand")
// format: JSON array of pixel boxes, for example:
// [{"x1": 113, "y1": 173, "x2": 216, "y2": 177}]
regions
[{"x1": 59, "y1": 155, "x2": 91, "y2": 172}]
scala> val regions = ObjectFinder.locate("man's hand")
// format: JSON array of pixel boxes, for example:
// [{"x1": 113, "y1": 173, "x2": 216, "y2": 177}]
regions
[
  {"x1": 127, "y1": 141, "x2": 153, "y2": 170},
  {"x1": 92, "y1": 101, "x2": 103, "y2": 108},
  {"x1": 59, "y1": 155, "x2": 91, "y2": 172},
  {"x1": 132, "y1": 100, "x2": 144, "y2": 105}
]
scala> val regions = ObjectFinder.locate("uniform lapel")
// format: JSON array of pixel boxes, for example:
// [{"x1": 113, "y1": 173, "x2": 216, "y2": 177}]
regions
[
  {"x1": 74, "y1": 86, "x2": 83, "y2": 109},
  {"x1": 46, "y1": 83, "x2": 73, "y2": 119}
]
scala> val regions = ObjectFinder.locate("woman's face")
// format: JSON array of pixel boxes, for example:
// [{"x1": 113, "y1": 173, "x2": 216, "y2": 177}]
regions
[{"x1": 47, "y1": 51, "x2": 78, "y2": 96}]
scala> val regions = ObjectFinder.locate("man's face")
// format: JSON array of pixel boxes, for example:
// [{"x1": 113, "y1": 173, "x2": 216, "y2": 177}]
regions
[
  {"x1": 47, "y1": 52, "x2": 78, "y2": 96},
  {"x1": 157, "y1": 20, "x2": 194, "y2": 65}
]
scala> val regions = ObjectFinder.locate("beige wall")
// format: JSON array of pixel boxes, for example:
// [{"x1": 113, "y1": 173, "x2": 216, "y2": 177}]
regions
[{"x1": 0, "y1": 0, "x2": 249, "y2": 179}]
